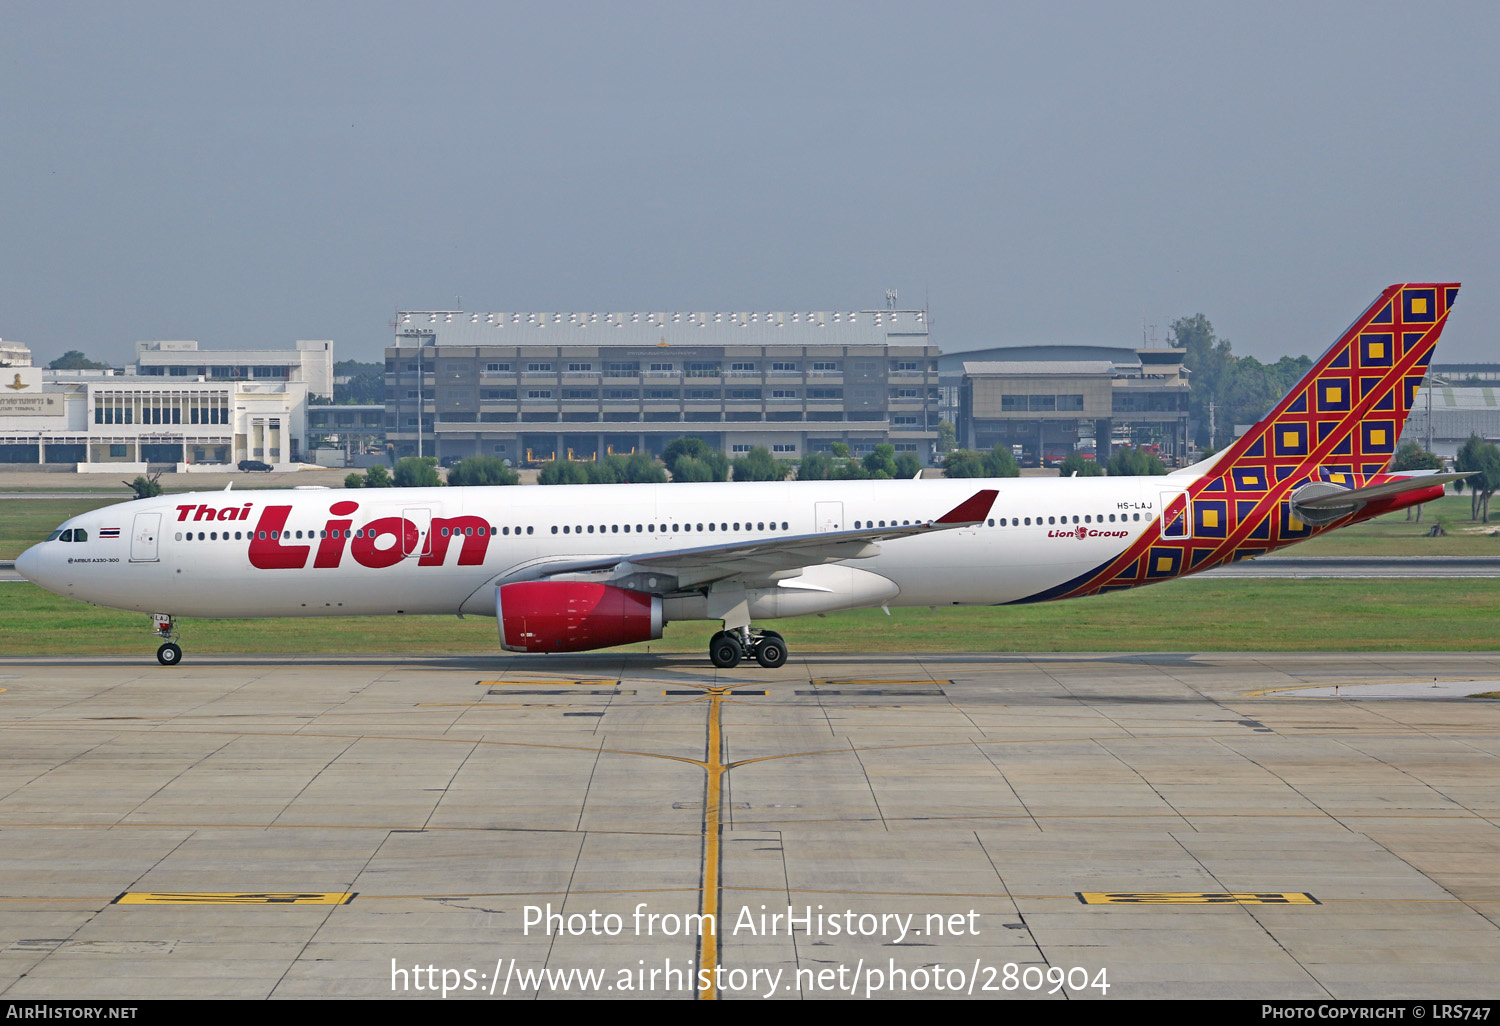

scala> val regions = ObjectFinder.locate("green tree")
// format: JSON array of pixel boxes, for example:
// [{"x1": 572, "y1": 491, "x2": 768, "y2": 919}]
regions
[
  {"x1": 123, "y1": 474, "x2": 163, "y2": 499},
  {"x1": 1455, "y1": 435, "x2": 1500, "y2": 522},
  {"x1": 1172, "y1": 314, "x2": 1233, "y2": 447},
  {"x1": 982, "y1": 444, "x2": 1021, "y2": 478},
  {"x1": 1106, "y1": 446, "x2": 1168, "y2": 476},
  {"x1": 393, "y1": 456, "x2": 442, "y2": 487},
  {"x1": 538, "y1": 459, "x2": 590, "y2": 485},
  {"x1": 830, "y1": 442, "x2": 851, "y2": 458},
  {"x1": 621, "y1": 452, "x2": 667, "y2": 483},
  {"x1": 362, "y1": 464, "x2": 392, "y2": 488},
  {"x1": 1058, "y1": 452, "x2": 1104, "y2": 477},
  {"x1": 797, "y1": 453, "x2": 832, "y2": 480},
  {"x1": 894, "y1": 452, "x2": 923, "y2": 479},
  {"x1": 333, "y1": 359, "x2": 384, "y2": 404},
  {"x1": 343, "y1": 472, "x2": 363, "y2": 489},
  {"x1": 1391, "y1": 440, "x2": 1444, "y2": 472},
  {"x1": 1392, "y1": 441, "x2": 1444, "y2": 522},
  {"x1": 446, "y1": 454, "x2": 519, "y2": 487},
  {"x1": 667, "y1": 455, "x2": 715, "y2": 482},
  {"x1": 937, "y1": 420, "x2": 957, "y2": 453},
  {"x1": 861, "y1": 443, "x2": 897, "y2": 479},
  {"x1": 941, "y1": 450, "x2": 988, "y2": 478},
  {"x1": 661, "y1": 437, "x2": 728, "y2": 482},
  {"x1": 48, "y1": 350, "x2": 112, "y2": 370},
  {"x1": 733, "y1": 446, "x2": 790, "y2": 482},
  {"x1": 585, "y1": 458, "x2": 621, "y2": 484}
]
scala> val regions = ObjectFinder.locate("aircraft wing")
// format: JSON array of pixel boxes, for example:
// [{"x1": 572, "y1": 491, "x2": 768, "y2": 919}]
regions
[{"x1": 524, "y1": 489, "x2": 997, "y2": 592}]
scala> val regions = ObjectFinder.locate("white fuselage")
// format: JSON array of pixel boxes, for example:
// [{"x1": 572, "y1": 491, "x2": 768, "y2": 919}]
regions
[{"x1": 18, "y1": 477, "x2": 1180, "y2": 621}]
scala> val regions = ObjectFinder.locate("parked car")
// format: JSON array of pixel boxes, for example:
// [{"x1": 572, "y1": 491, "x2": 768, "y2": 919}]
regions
[{"x1": 237, "y1": 460, "x2": 273, "y2": 472}]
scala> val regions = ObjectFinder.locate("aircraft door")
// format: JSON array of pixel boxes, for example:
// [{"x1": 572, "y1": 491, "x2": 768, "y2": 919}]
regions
[
  {"x1": 814, "y1": 501, "x2": 843, "y2": 533},
  {"x1": 403, "y1": 507, "x2": 433, "y2": 557},
  {"x1": 1159, "y1": 491, "x2": 1190, "y2": 540},
  {"x1": 130, "y1": 512, "x2": 161, "y2": 562}
]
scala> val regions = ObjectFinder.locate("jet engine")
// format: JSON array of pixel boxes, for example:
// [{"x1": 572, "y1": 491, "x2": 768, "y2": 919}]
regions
[{"x1": 496, "y1": 581, "x2": 664, "y2": 653}]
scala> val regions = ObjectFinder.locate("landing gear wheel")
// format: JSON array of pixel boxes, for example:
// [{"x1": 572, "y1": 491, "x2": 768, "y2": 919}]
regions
[
  {"x1": 156, "y1": 642, "x2": 182, "y2": 666},
  {"x1": 753, "y1": 635, "x2": 787, "y2": 668},
  {"x1": 709, "y1": 633, "x2": 743, "y2": 668}
]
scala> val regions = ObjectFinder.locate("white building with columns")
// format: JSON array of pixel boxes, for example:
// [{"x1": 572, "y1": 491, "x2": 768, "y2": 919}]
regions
[{"x1": 0, "y1": 339, "x2": 331, "y2": 472}]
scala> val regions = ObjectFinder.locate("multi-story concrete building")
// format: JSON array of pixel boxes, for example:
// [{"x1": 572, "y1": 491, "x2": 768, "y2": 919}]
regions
[
  {"x1": 386, "y1": 309, "x2": 939, "y2": 464},
  {"x1": 134, "y1": 339, "x2": 333, "y2": 398},
  {"x1": 0, "y1": 338, "x2": 330, "y2": 471},
  {"x1": 944, "y1": 344, "x2": 1190, "y2": 463}
]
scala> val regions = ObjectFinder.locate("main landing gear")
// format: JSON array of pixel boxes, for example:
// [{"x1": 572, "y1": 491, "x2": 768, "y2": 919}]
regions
[
  {"x1": 152, "y1": 614, "x2": 182, "y2": 666},
  {"x1": 708, "y1": 628, "x2": 787, "y2": 669}
]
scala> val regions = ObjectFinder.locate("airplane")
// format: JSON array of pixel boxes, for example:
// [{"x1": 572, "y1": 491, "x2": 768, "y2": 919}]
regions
[{"x1": 15, "y1": 283, "x2": 1465, "y2": 668}]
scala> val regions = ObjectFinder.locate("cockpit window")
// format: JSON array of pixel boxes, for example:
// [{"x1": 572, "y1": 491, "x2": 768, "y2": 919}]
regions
[
  {"x1": 47, "y1": 529, "x2": 65, "y2": 541},
  {"x1": 72, "y1": 529, "x2": 87, "y2": 542},
  {"x1": 58, "y1": 529, "x2": 73, "y2": 542}
]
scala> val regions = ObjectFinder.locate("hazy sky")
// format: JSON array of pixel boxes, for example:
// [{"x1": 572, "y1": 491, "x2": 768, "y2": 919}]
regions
[{"x1": 3, "y1": 1, "x2": 1497, "y2": 366}]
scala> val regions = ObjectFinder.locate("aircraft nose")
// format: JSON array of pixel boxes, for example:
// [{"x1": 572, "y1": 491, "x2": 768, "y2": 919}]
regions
[{"x1": 15, "y1": 544, "x2": 42, "y2": 584}]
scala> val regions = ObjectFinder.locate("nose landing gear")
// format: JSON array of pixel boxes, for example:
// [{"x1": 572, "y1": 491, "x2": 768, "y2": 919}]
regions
[
  {"x1": 708, "y1": 628, "x2": 788, "y2": 669},
  {"x1": 153, "y1": 614, "x2": 182, "y2": 666}
]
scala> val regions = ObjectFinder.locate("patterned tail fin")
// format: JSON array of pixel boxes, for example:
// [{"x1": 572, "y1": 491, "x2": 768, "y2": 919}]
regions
[
  {"x1": 1023, "y1": 283, "x2": 1460, "y2": 603},
  {"x1": 1204, "y1": 282, "x2": 1459, "y2": 483}
]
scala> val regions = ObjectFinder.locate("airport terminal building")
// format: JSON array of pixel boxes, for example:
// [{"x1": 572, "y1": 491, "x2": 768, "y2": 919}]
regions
[
  {"x1": 941, "y1": 344, "x2": 1191, "y2": 462},
  {"x1": 0, "y1": 340, "x2": 332, "y2": 471},
  {"x1": 385, "y1": 309, "x2": 940, "y2": 464}
]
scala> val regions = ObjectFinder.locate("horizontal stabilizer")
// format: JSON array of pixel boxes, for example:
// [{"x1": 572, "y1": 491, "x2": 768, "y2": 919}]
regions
[{"x1": 1292, "y1": 471, "x2": 1469, "y2": 508}]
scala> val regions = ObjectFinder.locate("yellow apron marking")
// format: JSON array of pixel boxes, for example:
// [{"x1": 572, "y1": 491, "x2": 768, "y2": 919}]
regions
[
  {"x1": 697, "y1": 690, "x2": 726, "y2": 1000},
  {"x1": 114, "y1": 891, "x2": 356, "y2": 905},
  {"x1": 1077, "y1": 891, "x2": 1318, "y2": 905}
]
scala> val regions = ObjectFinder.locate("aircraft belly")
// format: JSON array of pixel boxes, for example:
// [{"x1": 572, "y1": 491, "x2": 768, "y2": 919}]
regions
[
  {"x1": 74, "y1": 559, "x2": 480, "y2": 618},
  {"x1": 871, "y1": 532, "x2": 1142, "y2": 606}
]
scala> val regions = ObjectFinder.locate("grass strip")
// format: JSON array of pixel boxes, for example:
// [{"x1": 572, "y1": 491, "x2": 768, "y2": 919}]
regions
[{"x1": 2, "y1": 577, "x2": 1496, "y2": 656}]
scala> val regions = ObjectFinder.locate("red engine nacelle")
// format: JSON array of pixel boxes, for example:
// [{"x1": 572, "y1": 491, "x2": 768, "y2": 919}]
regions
[{"x1": 496, "y1": 581, "x2": 664, "y2": 653}]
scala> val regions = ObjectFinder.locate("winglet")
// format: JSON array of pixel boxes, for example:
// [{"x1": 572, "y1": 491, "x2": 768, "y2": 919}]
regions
[{"x1": 935, "y1": 489, "x2": 998, "y2": 525}]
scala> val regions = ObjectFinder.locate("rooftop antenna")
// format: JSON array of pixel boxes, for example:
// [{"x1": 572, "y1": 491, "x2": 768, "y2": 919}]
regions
[{"x1": 885, "y1": 288, "x2": 898, "y2": 310}]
